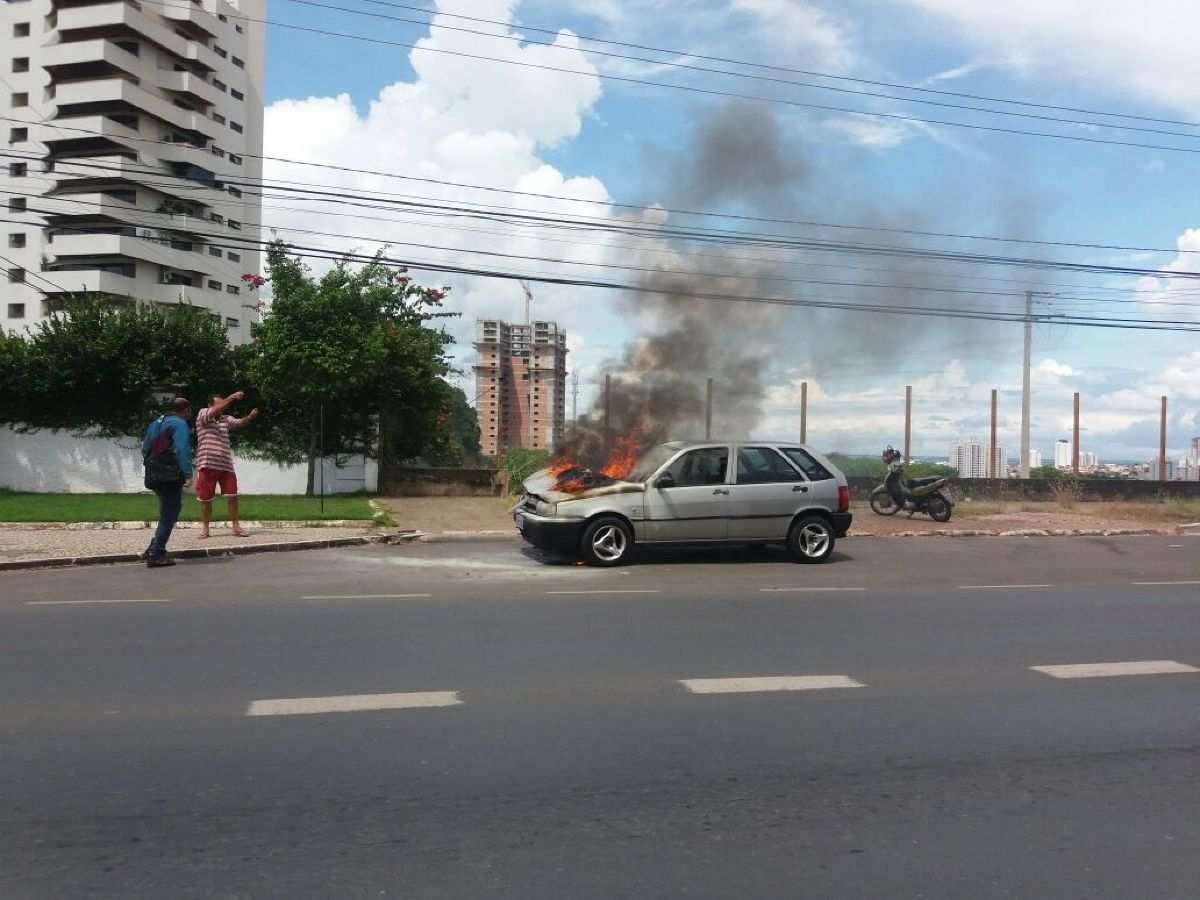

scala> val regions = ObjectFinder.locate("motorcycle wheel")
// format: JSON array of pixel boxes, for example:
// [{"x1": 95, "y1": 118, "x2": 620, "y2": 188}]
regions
[
  {"x1": 869, "y1": 488, "x2": 899, "y2": 516},
  {"x1": 928, "y1": 493, "x2": 952, "y2": 523}
]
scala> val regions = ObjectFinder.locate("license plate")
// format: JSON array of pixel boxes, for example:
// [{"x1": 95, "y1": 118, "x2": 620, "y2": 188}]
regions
[{"x1": 515, "y1": 512, "x2": 525, "y2": 531}]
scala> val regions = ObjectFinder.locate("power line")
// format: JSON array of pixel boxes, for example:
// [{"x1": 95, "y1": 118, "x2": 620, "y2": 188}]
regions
[
  {"x1": 353, "y1": 0, "x2": 1200, "y2": 130},
  {"x1": 9, "y1": 111, "x2": 1196, "y2": 255},
  {"x1": 275, "y1": 0, "x2": 1200, "y2": 142},
  {"x1": 130, "y1": 0, "x2": 1200, "y2": 157}
]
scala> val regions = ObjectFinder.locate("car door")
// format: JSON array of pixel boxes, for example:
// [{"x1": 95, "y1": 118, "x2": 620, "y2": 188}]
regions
[
  {"x1": 779, "y1": 446, "x2": 840, "y2": 515},
  {"x1": 728, "y1": 445, "x2": 809, "y2": 540},
  {"x1": 642, "y1": 446, "x2": 732, "y2": 542}
]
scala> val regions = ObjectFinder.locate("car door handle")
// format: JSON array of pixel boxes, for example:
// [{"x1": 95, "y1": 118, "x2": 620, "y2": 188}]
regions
[
  {"x1": 793, "y1": 485, "x2": 808, "y2": 492},
  {"x1": 712, "y1": 488, "x2": 730, "y2": 495}
]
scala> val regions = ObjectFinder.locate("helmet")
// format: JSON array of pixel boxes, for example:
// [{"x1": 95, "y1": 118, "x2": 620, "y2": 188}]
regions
[{"x1": 882, "y1": 445, "x2": 901, "y2": 464}]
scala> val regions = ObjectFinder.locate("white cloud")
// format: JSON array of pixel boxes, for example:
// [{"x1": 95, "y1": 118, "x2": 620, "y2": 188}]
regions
[
  {"x1": 728, "y1": 0, "x2": 855, "y2": 72},
  {"x1": 1135, "y1": 228, "x2": 1200, "y2": 320},
  {"x1": 924, "y1": 61, "x2": 989, "y2": 84},
  {"x1": 825, "y1": 116, "x2": 914, "y2": 149},
  {"x1": 1037, "y1": 358, "x2": 1076, "y2": 379},
  {"x1": 888, "y1": 0, "x2": 1200, "y2": 115}
]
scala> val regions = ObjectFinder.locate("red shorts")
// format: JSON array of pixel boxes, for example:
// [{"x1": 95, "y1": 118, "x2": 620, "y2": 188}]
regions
[{"x1": 195, "y1": 467, "x2": 238, "y2": 501}]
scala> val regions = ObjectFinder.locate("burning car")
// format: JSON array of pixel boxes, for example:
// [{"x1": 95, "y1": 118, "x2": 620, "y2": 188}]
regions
[{"x1": 514, "y1": 440, "x2": 852, "y2": 566}]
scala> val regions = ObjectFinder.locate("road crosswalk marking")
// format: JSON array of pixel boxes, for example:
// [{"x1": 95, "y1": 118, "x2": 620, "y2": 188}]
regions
[
  {"x1": 1030, "y1": 660, "x2": 1200, "y2": 679},
  {"x1": 679, "y1": 675, "x2": 866, "y2": 694},
  {"x1": 246, "y1": 691, "x2": 462, "y2": 716}
]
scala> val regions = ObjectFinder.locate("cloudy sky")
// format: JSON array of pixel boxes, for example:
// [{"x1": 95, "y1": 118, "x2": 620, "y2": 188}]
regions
[{"x1": 257, "y1": 0, "x2": 1200, "y2": 462}]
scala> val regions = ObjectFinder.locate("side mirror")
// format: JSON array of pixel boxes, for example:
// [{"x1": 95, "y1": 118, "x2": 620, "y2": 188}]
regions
[{"x1": 654, "y1": 474, "x2": 675, "y2": 489}]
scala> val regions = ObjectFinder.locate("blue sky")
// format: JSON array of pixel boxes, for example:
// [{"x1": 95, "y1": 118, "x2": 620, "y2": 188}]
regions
[{"x1": 256, "y1": 0, "x2": 1200, "y2": 462}]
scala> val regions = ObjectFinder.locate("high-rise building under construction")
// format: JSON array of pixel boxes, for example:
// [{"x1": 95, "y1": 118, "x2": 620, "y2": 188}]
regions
[{"x1": 474, "y1": 319, "x2": 567, "y2": 459}]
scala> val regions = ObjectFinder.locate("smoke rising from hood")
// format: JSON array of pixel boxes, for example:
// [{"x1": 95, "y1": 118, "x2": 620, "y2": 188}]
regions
[{"x1": 558, "y1": 100, "x2": 1023, "y2": 465}]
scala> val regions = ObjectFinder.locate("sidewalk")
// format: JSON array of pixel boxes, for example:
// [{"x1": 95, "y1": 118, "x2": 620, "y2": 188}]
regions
[{"x1": 0, "y1": 524, "x2": 383, "y2": 568}]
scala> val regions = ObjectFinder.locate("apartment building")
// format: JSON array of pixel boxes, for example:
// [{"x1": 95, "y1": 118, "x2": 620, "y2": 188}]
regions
[
  {"x1": 474, "y1": 318, "x2": 567, "y2": 459},
  {"x1": 0, "y1": 0, "x2": 265, "y2": 339},
  {"x1": 948, "y1": 438, "x2": 1006, "y2": 479}
]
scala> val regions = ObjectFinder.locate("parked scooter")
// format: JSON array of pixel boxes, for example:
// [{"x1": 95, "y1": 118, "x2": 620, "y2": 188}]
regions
[{"x1": 869, "y1": 446, "x2": 953, "y2": 522}]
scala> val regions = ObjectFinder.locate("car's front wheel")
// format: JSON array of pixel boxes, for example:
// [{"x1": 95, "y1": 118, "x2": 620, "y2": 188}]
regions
[
  {"x1": 787, "y1": 515, "x2": 835, "y2": 564},
  {"x1": 580, "y1": 516, "x2": 634, "y2": 567}
]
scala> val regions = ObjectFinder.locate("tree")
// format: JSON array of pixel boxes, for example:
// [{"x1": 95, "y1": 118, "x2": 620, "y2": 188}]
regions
[
  {"x1": 246, "y1": 243, "x2": 454, "y2": 494},
  {"x1": 0, "y1": 299, "x2": 234, "y2": 438},
  {"x1": 1029, "y1": 464, "x2": 1067, "y2": 480}
]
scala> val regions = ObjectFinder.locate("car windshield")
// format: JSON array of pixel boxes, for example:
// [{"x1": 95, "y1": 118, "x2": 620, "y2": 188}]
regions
[{"x1": 627, "y1": 444, "x2": 678, "y2": 482}]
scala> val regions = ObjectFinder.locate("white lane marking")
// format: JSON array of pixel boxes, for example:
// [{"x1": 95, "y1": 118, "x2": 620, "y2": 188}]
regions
[
  {"x1": 759, "y1": 587, "x2": 865, "y2": 593},
  {"x1": 1031, "y1": 660, "x2": 1200, "y2": 679},
  {"x1": 545, "y1": 589, "x2": 661, "y2": 595},
  {"x1": 959, "y1": 583, "x2": 1052, "y2": 590},
  {"x1": 1131, "y1": 581, "x2": 1200, "y2": 586},
  {"x1": 246, "y1": 691, "x2": 462, "y2": 717},
  {"x1": 680, "y1": 675, "x2": 865, "y2": 694},
  {"x1": 25, "y1": 598, "x2": 173, "y2": 606},
  {"x1": 300, "y1": 593, "x2": 433, "y2": 600}
]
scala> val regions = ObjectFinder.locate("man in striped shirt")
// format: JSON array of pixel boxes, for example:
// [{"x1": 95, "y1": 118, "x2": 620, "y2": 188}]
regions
[{"x1": 195, "y1": 390, "x2": 259, "y2": 539}]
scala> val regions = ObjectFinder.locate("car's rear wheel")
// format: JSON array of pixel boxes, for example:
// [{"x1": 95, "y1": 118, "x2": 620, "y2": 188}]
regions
[
  {"x1": 580, "y1": 516, "x2": 634, "y2": 567},
  {"x1": 787, "y1": 515, "x2": 835, "y2": 564}
]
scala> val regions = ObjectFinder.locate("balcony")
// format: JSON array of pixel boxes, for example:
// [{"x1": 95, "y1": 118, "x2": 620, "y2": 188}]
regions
[
  {"x1": 48, "y1": 231, "x2": 205, "y2": 270},
  {"x1": 55, "y1": 3, "x2": 189, "y2": 60},
  {"x1": 43, "y1": 39, "x2": 142, "y2": 80},
  {"x1": 51, "y1": 155, "x2": 230, "y2": 207},
  {"x1": 184, "y1": 41, "x2": 222, "y2": 72},
  {"x1": 158, "y1": 70, "x2": 220, "y2": 108},
  {"x1": 53, "y1": 78, "x2": 218, "y2": 139},
  {"x1": 35, "y1": 114, "x2": 141, "y2": 151},
  {"x1": 159, "y1": 1, "x2": 220, "y2": 39}
]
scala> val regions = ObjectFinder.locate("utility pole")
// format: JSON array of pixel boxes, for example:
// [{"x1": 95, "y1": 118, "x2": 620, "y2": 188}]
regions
[
  {"x1": 800, "y1": 381, "x2": 808, "y2": 444},
  {"x1": 903, "y1": 385, "x2": 912, "y2": 467},
  {"x1": 1020, "y1": 290, "x2": 1033, "y2": 478},
  {"x1": 705, "y1": 378, "x2": 713, "y2": 441},
  {"x1": 1072, "y1": 392, "x2": 1080, "y2": 476},
  {"x1": 990, "y1": 388, "x2": 998, "y2": 479},
  {"x1": 519, "y1": 281, "x2": 534, "y2": 449}
]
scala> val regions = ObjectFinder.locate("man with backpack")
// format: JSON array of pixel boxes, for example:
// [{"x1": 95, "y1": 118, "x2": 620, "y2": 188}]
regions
[{"x1": 141, "y1": 397, "x2": 194, "y2": 568}]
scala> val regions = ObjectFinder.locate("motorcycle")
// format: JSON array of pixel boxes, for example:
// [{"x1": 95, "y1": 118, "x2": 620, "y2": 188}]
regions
[{"x1": 869, "y1": 446, "x2": 953, "y2": 522}]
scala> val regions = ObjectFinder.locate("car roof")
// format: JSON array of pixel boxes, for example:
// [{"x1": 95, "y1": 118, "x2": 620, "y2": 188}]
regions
[{"x1": 660, "y1": 440, "x2": 809, "y2": 450}]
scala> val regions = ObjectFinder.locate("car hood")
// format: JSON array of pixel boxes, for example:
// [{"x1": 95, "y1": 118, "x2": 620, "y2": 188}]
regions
[{"x1": 522, "y1": 467, "x2": 646, "y2": 503}]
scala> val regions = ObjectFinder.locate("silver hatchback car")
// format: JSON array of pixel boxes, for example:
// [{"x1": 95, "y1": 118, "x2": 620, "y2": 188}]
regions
[{"x1": 515, "y1": 441, "x2": 852, "y2": 566}]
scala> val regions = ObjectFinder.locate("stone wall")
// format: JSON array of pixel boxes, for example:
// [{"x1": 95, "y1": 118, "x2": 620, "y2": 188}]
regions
[{"x1": 845, "y1": 475, "x2": 1200, "y2": 502}]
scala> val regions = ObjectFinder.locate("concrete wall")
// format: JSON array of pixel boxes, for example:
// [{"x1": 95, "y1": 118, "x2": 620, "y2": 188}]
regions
[
  {"x1": 0, "y1": 428, "x2": 377, "y2": 495},
  {"x1": 845, "y1": 475, "x2": 1200, "y2": 502}
]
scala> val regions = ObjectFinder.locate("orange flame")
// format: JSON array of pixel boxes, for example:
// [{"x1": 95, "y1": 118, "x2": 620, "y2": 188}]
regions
[{"x1": 599, "y1": 427, "x2": 644, "y2": 480}]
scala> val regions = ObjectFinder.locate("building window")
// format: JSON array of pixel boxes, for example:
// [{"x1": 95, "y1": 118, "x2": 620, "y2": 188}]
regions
[
  {"x1": 8, "y1": 268, "x2": 25, "y2": 283},
  {"x1": 214, "y1": 45, "x2": 227, "y2": 59},
  {"x1": 228, "y1": 186, "x2": 241, "y2": 198},
  {"x1": 227, "y1": 251, "x2": 240, "y2": 262},
  {"x1": 212, "y1": 78, "x2": 227, "y2": 92},
  {"x1": 114, "y1": 40, "x2": 139, "y2": 56},
  {"x1": 226, "y1": 285, "x2": 239, "y2": 295},
  {"x1": 226, "y1": 316, "x2": 239, "y2": 328},
  {"x1": 235, "y1": 24, "x2": 243, "y2": 33},
  {"x1": 8, "y1": 233, "x2": 25, "y2": 248},
  {"x1": 218, "y1": 13, "x2": 227, "y2": 22},
  {"x1": 230, "y1": 121, "x2": 243, "y2": 134},
  {"x1": 7, "y1": 302, "x2": 25, "y2": 319},
  {"x1": 209, "y1": 212, "x2": 224, "y2": 224},
  {"x1": 232, "y1": 56, "x2": 244, "y2": 68},
  {"x1": 227, "y1": 219, "x2": 241, "y2": 231},
  {"x1": 8, "y1": 163, "x2": 26, "y2": 177},
  {"x1": 9, "y1": 127, "x2": 27, "y2": 142},
  {"x1": 231, "y1": 88, "x2": 243, "y2": 101},
  {"x1": 11, "y1": 92, "x2": 28, "y2": 108},
  {"x1": 208, "y1": 246, "x2": 222, "y2": 257},
  {"x1": 8, "y1": 198, "x2": 26, "y2": 212},
  {"x1": 207, "y1": 279, "x2": 222, "y2": 291},
  {"x1": 211, "y1": 112, "x2": 226, "y2": 125},
  {"x1": 13, "y1": 58, "x2": 29, "y2": 73},
  {"x1": 13, "y1": 23, "x2": 30, "y2": 38},
  {"x1": 228, "y1": 153, "x2": 242, "y2": 165}
]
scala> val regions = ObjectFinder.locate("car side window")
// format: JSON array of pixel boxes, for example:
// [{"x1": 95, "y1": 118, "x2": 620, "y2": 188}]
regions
[
  {"x1": 782, "y1": 448, "x2": 834, "y2": 481},
  {"x1": 737, "y1": 447, "x2": 802, "y2": 484},
  {"x1": 663, "y1": 447, "x2": 729, "y2": 487}
]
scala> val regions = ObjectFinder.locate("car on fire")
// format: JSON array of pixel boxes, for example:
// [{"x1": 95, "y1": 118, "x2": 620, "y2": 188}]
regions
[{"x1": 515, "y1": 441, "x2": 852, "y2": 566}]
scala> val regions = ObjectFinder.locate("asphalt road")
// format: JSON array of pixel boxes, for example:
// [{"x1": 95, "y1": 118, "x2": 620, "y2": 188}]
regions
[{"x1": 3, "y1": 535, "x2": 1199, "y2": 899}]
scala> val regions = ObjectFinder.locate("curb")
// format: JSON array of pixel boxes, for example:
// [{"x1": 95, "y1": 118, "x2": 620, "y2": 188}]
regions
[
  {"x1": 851, "y1": 527, "x2": 1172, "y2": 538},
  {"x1": 0, "y1": 534, "x2": 391, "y2": 572},
  {"x1": 386, "y1": 530, "x2": 517, "y2": 544},
  {"x1": 0, "y1": 519, "x2": 371, "y2": 531}
]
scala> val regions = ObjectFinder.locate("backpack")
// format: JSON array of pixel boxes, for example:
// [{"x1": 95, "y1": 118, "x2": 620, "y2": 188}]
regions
[{"x1": 144, "y1": 416, "x2": 184, "y2": 488}]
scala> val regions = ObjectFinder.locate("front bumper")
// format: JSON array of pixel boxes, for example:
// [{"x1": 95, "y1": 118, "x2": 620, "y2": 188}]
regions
[
  {"x1": 832, "y1": 512, "x2": 853, "y2": 537},
  {"x1": 515, "y1": 510, "x2": 584, "y2": 554}
]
